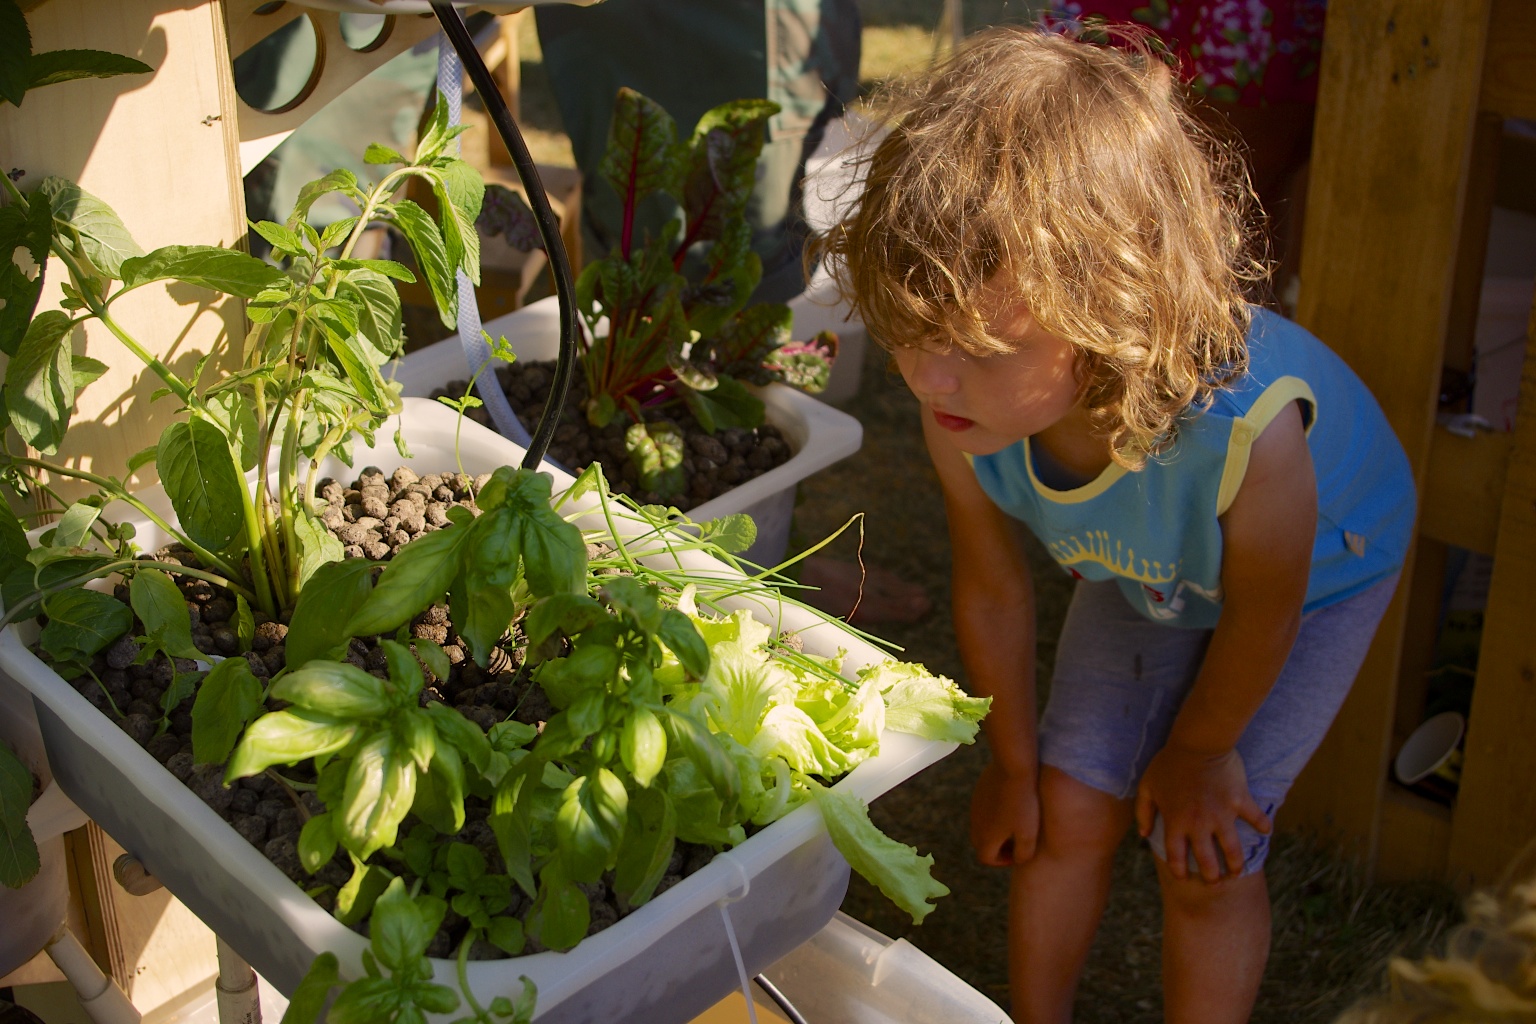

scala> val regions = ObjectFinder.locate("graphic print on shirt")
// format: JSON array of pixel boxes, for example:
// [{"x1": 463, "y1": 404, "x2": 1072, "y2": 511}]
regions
[{"x1": 1047, "y1": 529, "x2": 1222, "y2": 619}]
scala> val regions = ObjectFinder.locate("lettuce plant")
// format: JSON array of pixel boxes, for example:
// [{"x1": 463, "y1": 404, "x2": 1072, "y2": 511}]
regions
[{"x1": 571, "y1": 88, "x2": 838, "y2": 495}]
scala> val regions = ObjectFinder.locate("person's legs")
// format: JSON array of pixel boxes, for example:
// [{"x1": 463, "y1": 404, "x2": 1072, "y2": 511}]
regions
[
  {"x1": 1009, "y1": 766, "x2": 1133, "y2": 1024},
  {"x1": 1158, "y1": 864, "x2": 1271, "y2": 1024}
]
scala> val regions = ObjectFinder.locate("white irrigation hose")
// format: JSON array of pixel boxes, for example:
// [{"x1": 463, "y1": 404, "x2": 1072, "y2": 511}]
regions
[
  {"x1": 43, "y1": 925, "x2": 140, "y2": 1024},
  {"x1": 437, "y1": 35, "x2": 533, "y2": 448}
]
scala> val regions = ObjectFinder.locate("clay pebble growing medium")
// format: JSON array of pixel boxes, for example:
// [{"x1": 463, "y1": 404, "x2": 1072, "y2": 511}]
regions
[
  {"x1": 430, "y1": 359, "x2": 792, "y2": 510},
  {"x1": 57, "y1": 464, "x2": 720, "y2": 959}
]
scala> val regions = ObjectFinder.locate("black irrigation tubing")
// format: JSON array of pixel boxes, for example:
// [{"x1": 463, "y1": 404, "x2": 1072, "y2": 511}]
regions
[{"x1": 431, "y1": 3, "x2": 578, "y2": 473}]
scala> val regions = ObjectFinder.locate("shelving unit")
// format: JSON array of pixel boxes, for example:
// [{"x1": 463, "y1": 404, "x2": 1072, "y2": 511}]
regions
[{"x1": 1282, "y1": 0, "x2": 1536, "y2": 889}]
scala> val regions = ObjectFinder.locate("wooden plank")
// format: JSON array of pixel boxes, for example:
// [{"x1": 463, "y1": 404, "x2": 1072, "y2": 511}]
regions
[
  {"x1": 1283, "y1": 0, "x2": 1493, "y2": 865},
  {"x1": 1, "y1": 0, "x2": 249, "y2": 495},
  {"x1": 225, "y1": 2, "x2": 442, "y2": 174},
  {"x1": 1481, "y1": 0, "x2": 1536, "y2": 120},
  {"x1": 1446, "y1": 321, "x2": 1536, "y2": 888},
  {"x1": 1420, "y1": 426, "x2": 1512, "y2": 555},
  {"x1": 1376, "y1": 786, "x2": 1453, "y2": 883}
]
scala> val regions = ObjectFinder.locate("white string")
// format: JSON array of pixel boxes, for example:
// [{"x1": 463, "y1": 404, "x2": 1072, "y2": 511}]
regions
[
  {"x1": 717, "y1": 904, "x2": 759, "y2": 1024},
  {"x1": 716, "y1": 852, "x2": 758, "y2": 1024},
  {"x1": 437, "y1": 33, "x2": 532, "y2": 447}
]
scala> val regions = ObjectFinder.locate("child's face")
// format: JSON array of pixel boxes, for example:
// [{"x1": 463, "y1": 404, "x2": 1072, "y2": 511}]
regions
[{"x1": 893, "y1": 290, "x2": 1081, "y2": 456}]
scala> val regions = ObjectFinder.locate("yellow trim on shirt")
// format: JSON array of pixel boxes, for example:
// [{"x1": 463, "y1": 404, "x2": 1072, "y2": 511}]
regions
[
  {"x1": 1215, "y1": 376, "x2": 1317, "y2": 516},
  {"x1": 1024, "y1": 438, "x2": 1129, "y2": 504}
]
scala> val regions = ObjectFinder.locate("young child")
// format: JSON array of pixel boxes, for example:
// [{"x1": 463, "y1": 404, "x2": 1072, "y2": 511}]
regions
[{"x1": 812, "y1": 25, "x2": 1416, "y2": 1024}]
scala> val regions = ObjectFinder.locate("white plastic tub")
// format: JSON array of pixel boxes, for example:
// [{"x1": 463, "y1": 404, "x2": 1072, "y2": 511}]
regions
[
  {"x1": 390, "y1": 296, "x2": 863, "y2": 568},
  {"x1": 762, "y1": 912, "x2": 1013, "y2": 1024},
  {"x1": 0, "y1": 398, "x2": 952, "y2": 1023}
]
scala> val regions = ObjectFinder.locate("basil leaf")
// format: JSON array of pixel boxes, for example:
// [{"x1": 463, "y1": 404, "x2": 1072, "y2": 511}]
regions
[
  {"x1": 191, "y1": 655, "x2": 263, "y2": 765},
  {"x1": 130, "y1": 568, "x2": 201, "y2": 660},
  {"x1": 490, "y1": 759, "x2": 541, "y2": 898},
  {"x1": 156, "y1": 417, "x2": 245, "y2": 553},
  {"x1": 663, "y1": 707, "x2": 739, "y2": 816},
  {"x1": 449, "y1": 563, "x2": 514, "y2": 670},
  {"x1": 285, "y1": 558, "x2": 373, "y2": 670},
  {"x1": 409, "y1": 738, "x2": 464, "y2": 836},
  {"x1": 422, "y1": 702, "x2": 491, "y2": 774},
  {"x1": 524, "y1": 592, "x2": 606, "y2": 651},
  {"x1": 339, "y1": 730, "x2": 416, "y2": 859},
  {"x1": 297, "y1": 812, "x2": 338, "y2": 875},
  {"x1": 345, "y1": 524, "x2": 468, "y2": 638},
  {"x1": 613, "y1": 785, "x2": 676, "y2": 906},
  {"x1": 39, "y1": 588, "x2": 132, "y2": 662},
  {"x1": 657, "y1": 610, "x2": 710, "y2": 680},
  {"x1": 518, "y1": 505, "x2": 586, "y2": 598},
  {"x1": 271, "y1": 661, "x2": 394, "y2": 719},
  {"x1": 528, "y1": 863, "x2": 589, "y2": 952},
  {"x1": 333, "y1": 852, "x2": 392, "y2": 928},
  {"x1": 119, "y1": 245, "x2": 285, "y2": 298},
  {"x1": 5, "y1": 309, "x2": 74, "y2": 454},
  {"x1": 225, "y1": 708, "x2": 359, "y2": 781},
  {"x1": 276, "y1": 951, "x2": 339, "y2": 1024},
  {"x1": 554, "y1": 768, "x2": 628, "y2": 883},
  {"x1": 620, "y1": 706, "x2": 668, "y2": 788}
]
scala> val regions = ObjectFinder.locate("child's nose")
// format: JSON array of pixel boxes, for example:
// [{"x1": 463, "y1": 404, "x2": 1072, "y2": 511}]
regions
[{"x1": 904, "y1": 349, "x2": 961, "y2": 396}]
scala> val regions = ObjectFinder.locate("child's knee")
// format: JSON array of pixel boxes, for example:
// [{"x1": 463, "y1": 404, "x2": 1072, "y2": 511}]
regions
[{"x1": 1037, "y1": 766, "x2": 1131, "y2": 859}]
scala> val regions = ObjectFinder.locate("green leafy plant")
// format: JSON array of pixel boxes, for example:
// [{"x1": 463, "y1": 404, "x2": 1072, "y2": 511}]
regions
[
  {"x1": 0, "y1": 739, "x2": 39, "y2": 890},
  {"x1": 571, "y1": 88, "x2": 838, "y2": 496},
  {"x1": 0, "y1": 0, "x2": 153, "y2": 109},
  {"x1": 0, "y1": 97, "x2": 482, "y2": 653}
]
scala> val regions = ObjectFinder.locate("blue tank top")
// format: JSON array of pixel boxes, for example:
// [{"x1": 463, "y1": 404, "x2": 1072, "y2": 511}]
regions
[{"x1": 970, "y1": 307, "x2": 1416, "y2": 628}]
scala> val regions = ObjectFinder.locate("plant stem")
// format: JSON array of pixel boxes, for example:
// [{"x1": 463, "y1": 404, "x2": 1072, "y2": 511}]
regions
[
  {"x1": 455, "y1": 935, "x2": 493, "y2": 1024},
  {"x1": 5, "y1": 457, "x2": 246, "y2": 582}
]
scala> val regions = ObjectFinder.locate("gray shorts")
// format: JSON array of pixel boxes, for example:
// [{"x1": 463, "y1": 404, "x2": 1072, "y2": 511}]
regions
[{"x1": 1038, "y1": 575, "x2": 1398, "y2": 875}]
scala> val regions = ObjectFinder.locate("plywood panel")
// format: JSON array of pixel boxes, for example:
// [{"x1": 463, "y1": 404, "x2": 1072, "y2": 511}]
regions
[
  {"x1": 1482, "y1": 0, "x2": 1536, "y2": 120},
  {"x1": 1446, "y1": 326, "x2": 1536, "y2": 888},
  {"x1": 1283, "y1": 0, "x2": 1493, "y2": 861},
  {"x1": 0, "y1": 0, "x2": 247, "y2": 494}
]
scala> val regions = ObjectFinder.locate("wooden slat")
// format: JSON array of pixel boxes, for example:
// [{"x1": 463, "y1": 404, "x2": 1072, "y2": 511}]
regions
[
  {"x1": 1446, "y1": 323, "x2": 1536, "y2": 888},
  {"x1": 1481, "y1": 0, "x2": 1536, "y2": 120},
  {"x1": 1376, "y1": 786, "x2": 1453, "y2": 883},
  {"x1": 1420, "y1": 426, "x2": 1512, "y2": 555},
  {"x1": 1282, "y1": 0, "x2": 1493, "y2": 864},
  {"x1": 225, "y1": 2, "x2": 442, "y2": 174},
  {"x1": 1, "y1": 0, "x2": 249, "y2": 495}
]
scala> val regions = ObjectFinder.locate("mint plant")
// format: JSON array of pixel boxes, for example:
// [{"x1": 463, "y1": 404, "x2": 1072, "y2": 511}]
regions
[{"x1": 570, "y1": 88, "x2": 838, "y2": 497}]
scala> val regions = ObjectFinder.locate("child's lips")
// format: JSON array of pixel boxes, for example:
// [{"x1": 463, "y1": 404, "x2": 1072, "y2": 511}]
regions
[{"x1": 930, "y1": 407, "x2": 974, "y2": 432}]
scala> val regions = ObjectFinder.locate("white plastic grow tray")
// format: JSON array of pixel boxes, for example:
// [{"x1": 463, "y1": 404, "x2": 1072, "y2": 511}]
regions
[
  {"x1": 0, "y1": 398, "x2": 951, "y2": 1024},
  {"x1": 389, "y1": 295, "x2": 864, "y2": 568}
]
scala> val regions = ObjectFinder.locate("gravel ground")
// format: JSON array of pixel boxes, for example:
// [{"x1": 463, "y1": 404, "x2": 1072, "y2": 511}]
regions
[{"x1": 788, "y1": 339, "x2": 1461, "y2": 1023}]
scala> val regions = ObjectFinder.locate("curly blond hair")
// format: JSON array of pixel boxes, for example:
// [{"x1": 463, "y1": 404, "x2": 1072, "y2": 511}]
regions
[
  {"x1": 1336, "y1": 847, "x2": 1536, "y2": 1023},
  {"x1": 813, "y1": 25, "x2": 1264, "y2": 466}
]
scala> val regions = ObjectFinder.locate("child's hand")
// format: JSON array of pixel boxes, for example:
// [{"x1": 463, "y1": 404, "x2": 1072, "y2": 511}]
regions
[
  {"x1": 1134, "y1": 744, "x2": 1272, "y2": 883},
  {"x1": 970, "y1": 760, "x2": 1040, "y2": 866}
]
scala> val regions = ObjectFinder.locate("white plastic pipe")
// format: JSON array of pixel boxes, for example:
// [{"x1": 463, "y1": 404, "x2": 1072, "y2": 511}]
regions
[
  {"x1": 43, "y1": 925, "x2": 141, "y2": 1024},
  {"x1": 215, "y1": 936, "x2": 262, "y2": 1024}
]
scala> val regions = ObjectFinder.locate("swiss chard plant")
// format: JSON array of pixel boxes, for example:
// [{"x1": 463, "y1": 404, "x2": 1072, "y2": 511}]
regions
[
  {"x1": 0, "y1": 97, "x2": 483, "y2": 651},
  {"x1": 571, "y1": 88, "x2": 838, "y2": 493}
]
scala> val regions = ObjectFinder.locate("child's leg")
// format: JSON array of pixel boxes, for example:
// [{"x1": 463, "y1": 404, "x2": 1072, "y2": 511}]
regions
[
  {"x1": 1158, "y1": 864, "x2": 1271, "y2": 1024},
  {"x1": 1009, "y1": 766, "x2": 1132, "y2": 1024}
]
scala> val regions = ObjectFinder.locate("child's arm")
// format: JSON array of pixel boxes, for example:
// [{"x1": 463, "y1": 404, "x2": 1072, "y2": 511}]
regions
[
  {"x1": 1134, "y1": 400, "x2": 1318, "y2": 882},
  {"x1": 919, "y1": 411, "x2": 1043, "y2": 866}
]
